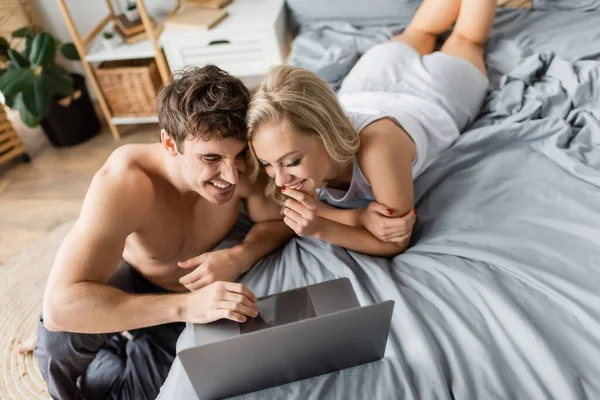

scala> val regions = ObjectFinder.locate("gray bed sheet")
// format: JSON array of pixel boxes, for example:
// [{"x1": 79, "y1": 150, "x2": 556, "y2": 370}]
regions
[
  {"x1": 486, "y1": 9, "x2": 600, "y2": 85},
  {"x1": 533, "y1": 0, "x2": 600, "y2": 10},
  {"x1": 291, "y1": 8, "x2": 600, "y2": 89},
  {"x1": 157, "y1": 10, "x2": 600, "y2": 400}
]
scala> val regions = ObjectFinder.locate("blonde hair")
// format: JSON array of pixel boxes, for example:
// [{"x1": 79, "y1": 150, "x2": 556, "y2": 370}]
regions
[{"x1": 246, "y1": 65, "x2": 359, "y2": 204}]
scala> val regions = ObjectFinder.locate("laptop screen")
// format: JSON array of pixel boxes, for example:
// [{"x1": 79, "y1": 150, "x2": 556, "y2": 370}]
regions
[{"x1": 240, "y1": 287, "x2": 317, "y2": 334}]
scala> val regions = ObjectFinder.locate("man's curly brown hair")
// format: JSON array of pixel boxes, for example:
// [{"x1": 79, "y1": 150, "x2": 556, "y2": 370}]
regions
[{"x1": 157, "y1": 65, "x2": 250, "y2": 153}]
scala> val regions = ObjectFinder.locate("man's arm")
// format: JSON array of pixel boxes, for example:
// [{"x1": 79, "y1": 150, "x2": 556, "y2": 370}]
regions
[
  {"x1": 178, "y1": 174, "x2": 293, "y2": 291},
  {"x1": 44, "y1": 156, "x2": 260, "y2": 333},
  {"x1": 238, "y1": 173, "x2": 293, "y2": 270},
  {"x1": 42, "y1": 160, "x2": 184, "y2": 333},
  {"x1": 226, "y1": 219, "x2": 293, "y2": 274}
]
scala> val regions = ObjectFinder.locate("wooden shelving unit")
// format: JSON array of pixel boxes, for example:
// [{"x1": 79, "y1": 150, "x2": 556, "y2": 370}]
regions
[
  {"x1": 0, "y1": 106, "x2": 30, "y2": 165},
  {"x1": 0, "y1": 0, "x2": 31, "y2": 165},
  {"x1": 56, "y1": 0, "x2": 174, "y2": 140}
]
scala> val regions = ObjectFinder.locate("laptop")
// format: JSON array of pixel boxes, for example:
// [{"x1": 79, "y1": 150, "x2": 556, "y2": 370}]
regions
[{"x1": 178, "y1": 278, "x2": 395, "y2": 400}]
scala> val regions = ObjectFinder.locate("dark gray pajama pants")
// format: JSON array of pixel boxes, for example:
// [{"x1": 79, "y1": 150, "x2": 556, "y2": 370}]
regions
[{"x1": 34, "y1": 260, "x2": 185, "y2": 400}]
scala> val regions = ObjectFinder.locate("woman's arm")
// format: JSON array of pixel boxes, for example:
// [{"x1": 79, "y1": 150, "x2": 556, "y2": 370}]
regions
[
  {"x1": 357, "y1": 119, "x2": 417, "y2": 249},
  {"x1": 316, "y1": 202, "x2": 363, "y2": 227},
  {"x1": 317, "y1": 200, "x2": 416, "y2": 242},
  {"x1": 282, "y1": 195, "x2": 412, "y2": 257},
  {"x1": 282, "y1": 188, "x2": 407, "y2": 256},
  {"x1": 281, "y1": 119, "x2": 416, "y2": 256},
  {"x1": 314, "y1": 217, "x2": 411, "y2": 256}
]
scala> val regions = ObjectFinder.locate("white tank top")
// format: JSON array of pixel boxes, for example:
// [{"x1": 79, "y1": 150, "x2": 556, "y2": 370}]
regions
[{"x1": 318, "y1": 91, "x2": 458, "y2": 209}]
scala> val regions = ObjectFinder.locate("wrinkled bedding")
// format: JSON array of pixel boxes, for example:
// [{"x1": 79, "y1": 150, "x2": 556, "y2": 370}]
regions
[
  {"x1": 157, "y1": 8, "x2": 600, "y2": 400},
  {"x1": 290, "y1": 8, "x2": 600, "y2": 88}
]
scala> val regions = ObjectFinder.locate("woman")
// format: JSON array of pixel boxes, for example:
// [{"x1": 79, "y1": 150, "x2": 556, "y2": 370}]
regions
[{"x1": 247, "y1": 0, "x2": 496, "y2": 256}]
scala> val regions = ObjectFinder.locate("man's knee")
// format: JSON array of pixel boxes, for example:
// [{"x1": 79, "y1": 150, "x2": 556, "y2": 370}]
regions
[
  {"x1": 35, "y1": 318, "x2": 71, "y2": 361},
  {"x1": 35, "y1": 315, "x2": 106, "y2": 367}
]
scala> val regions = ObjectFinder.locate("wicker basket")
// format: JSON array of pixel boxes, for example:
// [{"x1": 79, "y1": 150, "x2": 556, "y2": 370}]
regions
[
  {"x1": 96, "y1": 58, "x2": 162, "y2": 118},
  {"x1": 0, "y1": 106, "x2": 27, "y2": 164}
]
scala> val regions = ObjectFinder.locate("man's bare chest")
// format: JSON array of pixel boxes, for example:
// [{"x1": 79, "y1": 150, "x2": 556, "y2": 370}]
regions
[{"x1": 126, "y1": 198, "x2": 241, "y2": 264}]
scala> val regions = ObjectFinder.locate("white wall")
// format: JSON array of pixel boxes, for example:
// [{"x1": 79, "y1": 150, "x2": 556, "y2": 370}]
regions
[
  {"x1": 33, "y1": 0, "x2": 177, "y2": 42},
  {"x1": 31, "y1": 0, "x2": 177, "y2": 98}
]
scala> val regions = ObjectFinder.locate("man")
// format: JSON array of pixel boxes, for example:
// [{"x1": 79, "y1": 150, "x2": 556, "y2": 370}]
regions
[{"x1": 33, "y1": 65, "x2": 291, "y2": 400}]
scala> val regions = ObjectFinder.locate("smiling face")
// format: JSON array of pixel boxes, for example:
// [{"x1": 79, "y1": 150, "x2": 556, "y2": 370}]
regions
[
  {"x1": 250, "y1": 122, "x2": 332, "y2": 193},
  {"x1": 166, "y1": 132, "x2": 247, "y2": 204},
  {"x1": 245, "y1": 65, "x2": 360, "y2": 203}
]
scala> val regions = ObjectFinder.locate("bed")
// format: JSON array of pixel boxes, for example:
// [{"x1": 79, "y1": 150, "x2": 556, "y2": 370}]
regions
[{"x1": 160, "y1": 2, "x2": 600, "y2": 399}]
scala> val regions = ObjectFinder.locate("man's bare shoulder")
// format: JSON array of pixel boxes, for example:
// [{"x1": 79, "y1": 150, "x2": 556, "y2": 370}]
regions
[
  {"x1": 84, "y1": 144, "x2": 159, "y2": 221},
  {"x1": 95, "y1": 144, "x2": 154, "y2": 187}
]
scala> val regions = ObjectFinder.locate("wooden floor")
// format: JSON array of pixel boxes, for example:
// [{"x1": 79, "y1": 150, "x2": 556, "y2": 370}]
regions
[{"x1": 0, "y1": 123, "x2": 157, "y2": 263}]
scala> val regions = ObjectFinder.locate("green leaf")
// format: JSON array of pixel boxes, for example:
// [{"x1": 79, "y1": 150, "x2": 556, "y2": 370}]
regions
[
  {"x1": 0, "y1": 36, "x2": 8, "y2": 60},
  {"x1": 3, "y1": 94, "x2": 15, "y2": 108},
  {"x1": 30, "y1": 32, "x2": 56, "y2": 67},
  {"x1": 8, "y1": 49, "x2": 30, "y2": 68},
  {"x1": 12, "y1": 27, "x2": 32, "y2": 39},
  {"x1": 22, "y1": 74, "x2": 51, "y2": 118},
  {"x1": 4, "y1": 96, "x2": 15, "y2": 109},
  {"x1": 23, "y1": 36, "x2": 33, "y2": 60},
  {"x1": 14, "y1": 92, "x2": 41, "y2": 127},
  {"x1": 0, "y1": 68, "x2": 35, "y2": 97},
  {"x1": 59, "y1": 43, "x2": 80, "y2": 61},
  {"x1": 45, "y1": 66, "x2": 74, "y2": 97},
  {"x1": 0, "y1": 68, "x2": 6, "y2": 77}
]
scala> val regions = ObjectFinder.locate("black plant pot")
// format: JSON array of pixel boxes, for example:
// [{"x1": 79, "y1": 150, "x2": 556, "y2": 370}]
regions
[{"x1": 41, "y1": 73, "x2": 101, "y2": 147}]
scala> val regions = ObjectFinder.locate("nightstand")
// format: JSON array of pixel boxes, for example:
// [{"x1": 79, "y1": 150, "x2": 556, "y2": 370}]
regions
[{"x1": 160, "y1": 0, "x2": 288, "y2": 86}]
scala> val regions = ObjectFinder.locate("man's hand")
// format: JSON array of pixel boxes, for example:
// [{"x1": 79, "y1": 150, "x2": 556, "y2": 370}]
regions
[
  {"x1": 281, "y1": 187, "x2": 324, "y2": 237},
  {"x1": 178, "y1": 247, "x2": 250, "y2": 291},
  {"x1": 183, "y1": 281, "x2": 259, "y2": 323},
  {"x1": 360, "y1": 202, "x2": 416, "y2": 243}
]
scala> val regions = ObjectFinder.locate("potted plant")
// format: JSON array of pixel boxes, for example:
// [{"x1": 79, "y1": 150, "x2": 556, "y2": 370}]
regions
[
  {"x1": 124, "y1": 0, "x2": 140, "y2": 22},
  {"x1": 101, "y1": 30, "x2": 122, "y2": 50},
  {"x1": 0, "y1": 27, "x2": 100, "y2": 147}
]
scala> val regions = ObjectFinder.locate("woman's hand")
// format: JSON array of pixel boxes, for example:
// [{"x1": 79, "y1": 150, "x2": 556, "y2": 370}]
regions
[
  {"x1": 360, "y1": 202, "x2": 416, "y2": 243},
  {"x1": 281, "y1": 187, "x2": 323, "y2": 237}
]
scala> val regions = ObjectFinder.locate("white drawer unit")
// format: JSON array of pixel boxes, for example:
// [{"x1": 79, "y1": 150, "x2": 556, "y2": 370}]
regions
[{"x1": 161, "y1": 0, "x2": 287, "y2": 81}]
